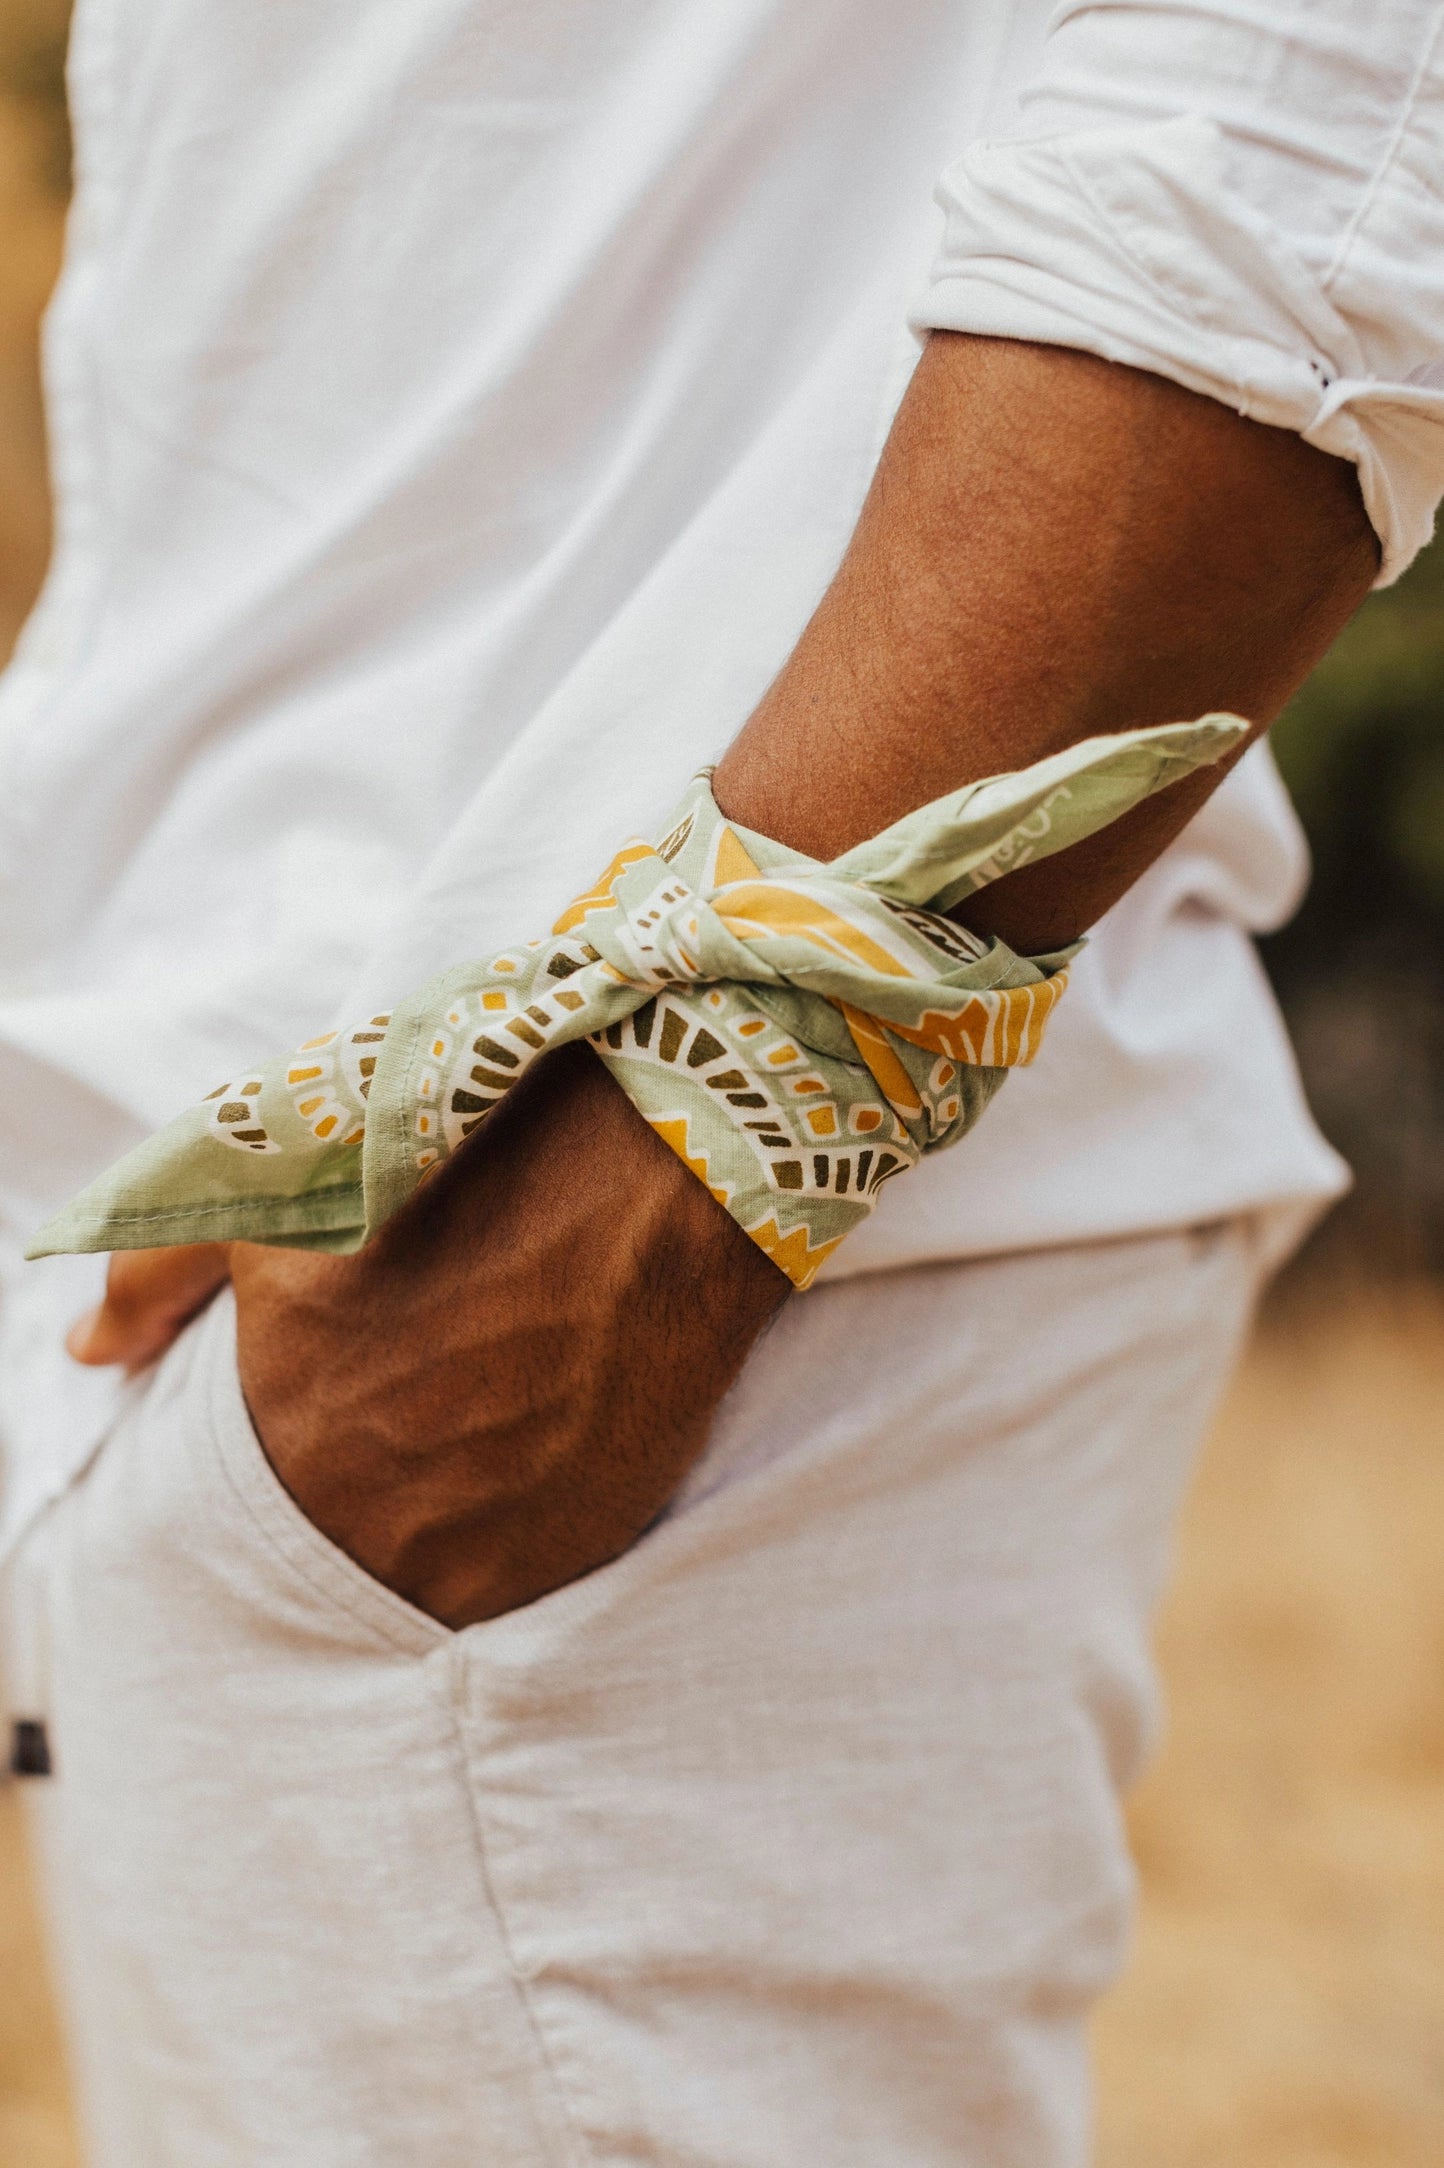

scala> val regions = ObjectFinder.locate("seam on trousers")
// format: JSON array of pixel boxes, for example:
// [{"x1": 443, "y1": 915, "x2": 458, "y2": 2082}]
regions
[
  {"x1": 203, "y1": 1295, "x2": 449, "y2": 1658},
  {"x1": 445, "y1": 1637, "x2": 592, "y2": 2168}
]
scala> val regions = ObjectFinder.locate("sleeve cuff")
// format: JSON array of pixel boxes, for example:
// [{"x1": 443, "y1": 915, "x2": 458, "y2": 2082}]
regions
[{"x1": 913, "y1": 116, "x2": 1444, "y2": 585}]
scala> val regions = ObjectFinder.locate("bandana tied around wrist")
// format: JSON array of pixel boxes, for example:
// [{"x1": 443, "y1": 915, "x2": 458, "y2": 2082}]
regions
[{"x1": 28, "y1": 716, "x2": 1247, "y2": 1288}]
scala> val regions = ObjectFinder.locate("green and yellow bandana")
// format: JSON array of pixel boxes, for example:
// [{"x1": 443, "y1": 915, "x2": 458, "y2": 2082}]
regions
[{"x1": 29, "y1": 715, "x2": 1245, "y2": 1288}]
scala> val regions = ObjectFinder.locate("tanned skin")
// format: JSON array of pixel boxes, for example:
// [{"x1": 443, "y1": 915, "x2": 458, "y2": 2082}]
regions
[{"x1": 69, "y1": 335, "x2": 1378, "y2": 1626}]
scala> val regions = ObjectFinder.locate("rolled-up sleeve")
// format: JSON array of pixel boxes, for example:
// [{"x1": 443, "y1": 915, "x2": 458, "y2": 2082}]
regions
[{"x1": 914, "y1": 0, "x2": 1444, "y2": 582}]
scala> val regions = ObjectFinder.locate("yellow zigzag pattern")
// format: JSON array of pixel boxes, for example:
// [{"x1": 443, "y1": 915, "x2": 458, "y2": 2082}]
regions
[
  {"x1": 888, "y1": 972, "x2": 1069, "y2": 1067},
  {"x1": 742, "y1": 1214, "x2": 844, "y2": 1291},
  {"x1": 647, "y1": 1114, "x2": 733, "y2": 1212},
  {"x1": 552, "y1": 843, "x2": 655, "y2": 935}
]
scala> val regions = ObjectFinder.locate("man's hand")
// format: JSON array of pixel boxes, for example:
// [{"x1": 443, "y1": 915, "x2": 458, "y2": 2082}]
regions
[
  {"x1": 68, "y1": 1242, "x2": 233, "y2": 1372},
  {"x1": 76, "y1": 1044, "x2": 787, "y2": 1626}
]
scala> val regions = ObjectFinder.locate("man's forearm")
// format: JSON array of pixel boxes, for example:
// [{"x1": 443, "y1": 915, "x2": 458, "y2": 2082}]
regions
[
  {"x1": 715, "y1": 334, "x2": 1379, "y2": 953},
  {"x1": 75, "y1": 335, "x2": 1386, "y2": 1626}
]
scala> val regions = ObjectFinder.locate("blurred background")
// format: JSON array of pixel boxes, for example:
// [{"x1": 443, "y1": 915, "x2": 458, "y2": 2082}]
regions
[{"x1": 0, "y1": 5, "x2": 1441, "y2": 2163}]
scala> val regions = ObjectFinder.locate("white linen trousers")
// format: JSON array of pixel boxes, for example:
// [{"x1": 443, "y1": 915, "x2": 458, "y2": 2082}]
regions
[{"x1": 7, "y1": 1219, "x2": 1262, "y2": 2166}]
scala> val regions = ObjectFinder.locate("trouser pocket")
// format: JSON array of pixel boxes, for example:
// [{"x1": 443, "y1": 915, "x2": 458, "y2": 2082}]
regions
[
  {"x1": 8, "y1": 1291, "x2": 581, "y2": 2168},
  {"x1": 196, "y1": 1289, "x2": 453, "y2": 1656}
]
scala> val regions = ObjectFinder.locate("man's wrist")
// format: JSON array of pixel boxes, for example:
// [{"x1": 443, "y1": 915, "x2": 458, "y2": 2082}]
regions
[{"x1": 565, "y1": 1044, "x2": 792, "y2": 1318}]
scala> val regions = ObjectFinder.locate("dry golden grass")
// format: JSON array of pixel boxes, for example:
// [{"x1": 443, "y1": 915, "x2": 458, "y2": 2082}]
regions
[
  {"x1": 1096, "y1": 1288, "x2": 1444, "y2": 2168},
  {"x1": 0, "y1": 0, "x2": 65, "y2": 655},
  {"x1": 0, "y1": 1793, "x2": 75, "y2": 2168},
  {"x1": 0, "y1": 21, "x2": 76, "y2": 2162}
]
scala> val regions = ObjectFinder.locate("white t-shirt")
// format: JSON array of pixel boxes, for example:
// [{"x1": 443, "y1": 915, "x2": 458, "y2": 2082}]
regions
[{"x1": 2, "y1": 0, "x2": 1442, "y2": 1526}]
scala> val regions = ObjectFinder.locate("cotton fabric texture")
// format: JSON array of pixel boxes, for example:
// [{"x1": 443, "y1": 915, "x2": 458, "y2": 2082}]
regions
[
  {"x1": 30, "y1": 719, "x2": 1241, "y2": 1287},
  {"x1": 9, "y1": 1222, "x2": 1264, "y2": 2167}
]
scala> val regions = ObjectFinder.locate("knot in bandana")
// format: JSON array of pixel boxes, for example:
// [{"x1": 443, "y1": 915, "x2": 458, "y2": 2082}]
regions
[{"x1": 29, "y1": 715, "x2": 1246, "y2": 1287}]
